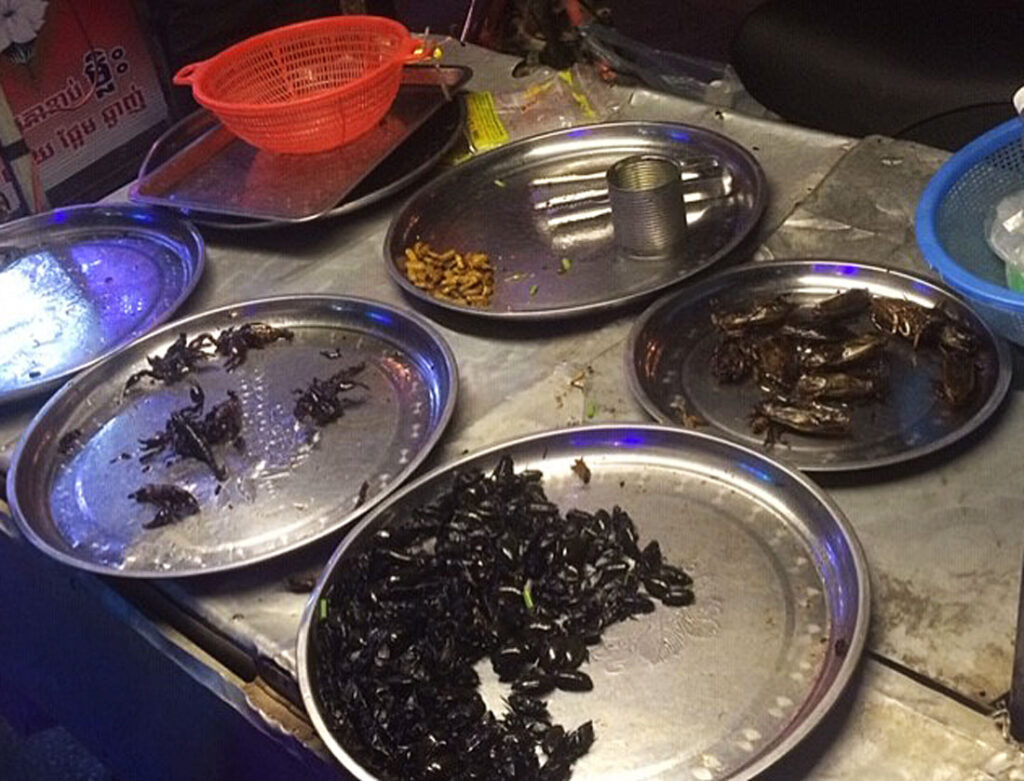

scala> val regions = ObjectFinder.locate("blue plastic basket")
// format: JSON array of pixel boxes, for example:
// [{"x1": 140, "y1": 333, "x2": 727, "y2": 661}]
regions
[{"x1": 917, "y1": 117, "x2": 1024, "y2": 344}]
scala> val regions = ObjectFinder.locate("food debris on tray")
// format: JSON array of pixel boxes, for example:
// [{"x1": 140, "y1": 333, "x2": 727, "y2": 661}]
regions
[
  {"x1": 354, "y1": 479, "x2": 370, "y2": 507},
  {"x1": 313, "y1": 456, "x2": 694, "y2": 780},
  {"x1": 285, "y1": 572, "x2": 319, "y2": 593},
  {"x1": 57, "y1": 429, "x2": 82, "y2": 455},
  {"x1": 709, "y1": 289, "x2": 981, "y2": 444},
  {"x1": 402, "y1": 241, "x2": 495, "y2": 307},
  {"x1": 571, "y1": 456, "x2": 591, "y2": 484},
  {"x1": 129, "y1": 483, "x2": 200, "y2": 528}
]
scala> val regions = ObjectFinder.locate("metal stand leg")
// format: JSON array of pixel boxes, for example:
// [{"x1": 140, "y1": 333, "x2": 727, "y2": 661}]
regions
[{"x1": 1008, "y1": 554, "x2": 1024, "y2": 740}]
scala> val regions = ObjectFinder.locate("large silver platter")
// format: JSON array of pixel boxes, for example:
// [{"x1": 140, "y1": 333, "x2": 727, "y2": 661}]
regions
[
  {"x1": 0, "y1": 204, "x2": 203, "y2": 405},
  {"x1": 628, "y1": 260, "x2": 1012, "y2": 472},
  {"x1": 385, "y1": 121, "x2": 766, "y2": 320},
  {"x1": 298, "y1": 424, "x2": 868, "y2": 781},
  {"x1": 7, "y1": 296, "x2": 456, "y2": 577}
]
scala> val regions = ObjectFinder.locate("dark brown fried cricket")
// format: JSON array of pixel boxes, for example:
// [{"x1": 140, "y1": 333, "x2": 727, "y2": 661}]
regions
[
  {"x1": 711, "y1": 295, "x2": 793, "y2": 334},
  {"x1": 869, "y1": 298, "x2": 943, "y2": 349},
  {"x1": 789, "y1": 288, "x2": 871, "y2": 324},
  {"x1": 794, "y1": 371, "x2": 885, "y2": 403},
  {"x1": 751, "y1": 399, "x2": 851, "y2": 445},
  {"x1": 710, "y1": 338, "x2": 755, "y2": 383},
  {"x1": 797, "y1": 333, "x2": 888, "y2": 370}
]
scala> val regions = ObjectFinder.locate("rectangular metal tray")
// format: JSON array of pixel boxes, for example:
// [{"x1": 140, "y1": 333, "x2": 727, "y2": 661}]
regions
[{"x1": 130, "y1": 66, "x2": 471, "y2": 222}]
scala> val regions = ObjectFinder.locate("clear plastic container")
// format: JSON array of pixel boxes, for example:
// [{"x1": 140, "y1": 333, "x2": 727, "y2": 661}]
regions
[{"x1": 986, "y1": 189, "x2": 1024, "y2": 291}]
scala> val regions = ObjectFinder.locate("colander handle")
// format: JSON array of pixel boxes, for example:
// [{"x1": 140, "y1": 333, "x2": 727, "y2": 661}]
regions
[
  {"x1": 404, "y1": 36, "x2": 434, "y2": 64},
  {"x1": 173, "y1": 60, "x2": 208, "y2": 86}
]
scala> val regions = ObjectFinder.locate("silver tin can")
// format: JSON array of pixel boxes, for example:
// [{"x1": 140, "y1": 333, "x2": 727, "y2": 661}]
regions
[{"x1": 606, "y1": 154, "x2": 687, "y2": 258}]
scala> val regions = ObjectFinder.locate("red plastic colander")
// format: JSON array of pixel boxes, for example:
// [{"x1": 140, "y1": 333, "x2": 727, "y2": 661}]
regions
[{"x1": 173, "y1": 16, "x2": 425, "y2": 154}]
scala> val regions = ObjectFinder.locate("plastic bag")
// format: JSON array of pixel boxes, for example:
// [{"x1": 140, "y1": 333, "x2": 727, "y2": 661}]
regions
[
  {"x1": 464, "y1": 65, "x2": 620, "y2": 153},
  {"x1": 577, "y1": 23, "x2": 775, "y2": 118}
]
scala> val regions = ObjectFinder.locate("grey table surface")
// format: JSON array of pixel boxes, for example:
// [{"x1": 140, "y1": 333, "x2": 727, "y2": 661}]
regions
[{"x1": 3, "y1": 41, "x2": 1024, "y2": 779}]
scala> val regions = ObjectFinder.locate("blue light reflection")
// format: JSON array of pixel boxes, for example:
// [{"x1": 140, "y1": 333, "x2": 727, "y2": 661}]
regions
[
  {"x1": 668, "y1": 129, "x2": 691, "y2": 142},
  {"x1": 737, "y1": 460, "x2": 775, "y2": 484},
  {"x1": 613, "y1": 433, "x2": 648, "y2": 448},
  {"x1": 366, "y1": 310, "x2": 393, "y2": 325},
  {"x1": 812, "y1": 263, "x2": 861, "y2": 276}
]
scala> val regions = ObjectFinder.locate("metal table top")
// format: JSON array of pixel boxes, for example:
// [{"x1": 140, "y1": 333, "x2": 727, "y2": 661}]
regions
[{"x1": 1, "y1": 41, "x2": 1021, "y2": 779}]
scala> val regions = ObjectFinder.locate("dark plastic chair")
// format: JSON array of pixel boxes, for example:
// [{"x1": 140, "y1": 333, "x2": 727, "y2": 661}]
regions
[{"x1": 731, "y1": 0, "x2": 1024, "y2": 150}]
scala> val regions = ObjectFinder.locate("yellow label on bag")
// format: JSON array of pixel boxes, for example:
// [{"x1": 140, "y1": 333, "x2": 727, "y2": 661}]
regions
[{"x1": 465, "y1": 91, "x2": 510, "y2": 152}]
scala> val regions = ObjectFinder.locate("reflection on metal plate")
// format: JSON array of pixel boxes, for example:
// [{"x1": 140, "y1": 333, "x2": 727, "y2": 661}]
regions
[
  {"x1": 385, "y1": 121, "x2": 765, "y2": 319},
  {"x1": 298, "y1": 425, "x2": 868, "y2": 781},
  {"x1": 627, "y1": 261, "x2": 1012, "y2": 472},
  {"x1": 7, "y1": 296, "x2": 457, "y2": 576},
  {"x1": 0, "y1": 204, "x2": 204, "y2": 406}
]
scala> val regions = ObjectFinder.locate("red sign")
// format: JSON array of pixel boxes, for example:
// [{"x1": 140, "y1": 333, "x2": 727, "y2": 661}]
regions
[{"x1": 0, "y1": 0, "x2": 168, "y2": 214}]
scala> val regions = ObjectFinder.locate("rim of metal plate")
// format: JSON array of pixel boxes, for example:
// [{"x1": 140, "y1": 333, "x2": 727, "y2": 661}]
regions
[
  {"x1": 296, "y1": 423, "x2": 870, "y2": 781},
  {"x1": 6, "y1": 294, "x2": 458, "y2": 577},
  {"x1": 0, "y1": 204, "x2": 204, "y2": 405},
  {"x1": 627, "y1": 259, "x2": 1013, "y2": 472},
  {"x1": 384, "y1": 120, "x2": 767, "y2": 321},
  {"x1": 135, "y1": 71, "x2": 469, "y2": 231}
]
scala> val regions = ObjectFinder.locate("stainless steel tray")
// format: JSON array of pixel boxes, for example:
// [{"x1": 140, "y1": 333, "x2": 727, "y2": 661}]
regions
[
  {"x1": 385, "y1": 121, "x2": 766, "y2": 319},
  {"x1": 298, "y1": 424, "x2": 869, "y2": 781},
  {"x1": 130, "y1": 66, "x2": 472, "y2": 222},
  {"x1": 628, "y1": 260, "x2": 1012, "y2": 472},
  {"x1": 0, "y1": 204, "x2": 204, "y2": 406},
  {"x1": 168, "y1": 98, "x2": 466, "y2": 231},
  {"x1": 7, "y1": 296, "x2": 457, "y2": 577}
]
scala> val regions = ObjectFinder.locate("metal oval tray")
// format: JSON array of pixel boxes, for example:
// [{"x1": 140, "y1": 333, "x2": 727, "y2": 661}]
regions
[
  {"x1": 0, "y1": 204, "x2": 204, "y2": 405},
  {"x1": 297, "y1": 424, "x2": 869, "y2": 781},
  {"x1": 7, "y1": 295, "x2": 457, "y2": 577},
  {"x1": 148, "y1": 98, "x2": 466, "y2": 232},
  {"x1": 385, "y1": 121, "x2": 766, "y2": 320},
  {"x1": 628, "y1": 260, "x2": 1012, "y2": 472}
]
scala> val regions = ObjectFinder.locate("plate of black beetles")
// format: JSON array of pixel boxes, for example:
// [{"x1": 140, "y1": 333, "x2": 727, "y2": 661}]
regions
[{"x1": 298, "y1": 424, "x2": 869, "y2": 781}]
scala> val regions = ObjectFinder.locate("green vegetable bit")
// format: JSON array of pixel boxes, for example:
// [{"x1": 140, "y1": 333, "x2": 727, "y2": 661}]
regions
[
  {"x1": 319, "y1": 598, "x2": 328, "y2": 620},
  {"x1": 529, "y1": 284, "x2": 539, "y2": 297},
  {"x1": 585, "y1": 401, "x2": 598, "y2": 419},
  {"x1": 493, "y1": 178, "x2": 507, "y2": 188},
  {"x1": 523, "y1": 580, "x2": 535, "y2": 611},
  {"x1": 559, "y1": 257, "x2": 572, "y2": 274}
]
